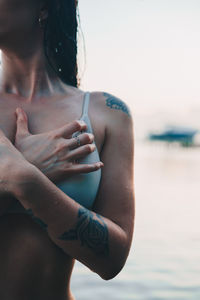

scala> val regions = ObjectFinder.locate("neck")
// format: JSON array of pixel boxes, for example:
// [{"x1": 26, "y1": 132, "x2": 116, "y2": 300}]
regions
[{"x1": 0, "y1": 39, "x2": 67, "y2": 103}]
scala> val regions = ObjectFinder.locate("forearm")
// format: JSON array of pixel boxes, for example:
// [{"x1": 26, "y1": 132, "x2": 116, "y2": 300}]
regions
[{"x1": 11, "y1": 165, "x2": 129, "y2": 280}]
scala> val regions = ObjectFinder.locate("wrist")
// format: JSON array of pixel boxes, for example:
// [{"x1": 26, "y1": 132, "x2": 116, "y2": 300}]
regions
[{"x1": 8, "y1": 162, "x2": 38, "y2": 199}]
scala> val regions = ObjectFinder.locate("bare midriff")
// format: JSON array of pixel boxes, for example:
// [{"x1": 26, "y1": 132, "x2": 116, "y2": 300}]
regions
[{"x1": 0, "y1": 213, "x2": 76, "y2": 300}]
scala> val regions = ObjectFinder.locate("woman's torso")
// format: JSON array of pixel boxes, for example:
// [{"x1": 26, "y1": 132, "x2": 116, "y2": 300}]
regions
[{"x1": 0, "y1": 88, "x2": 106, "y2": 300}]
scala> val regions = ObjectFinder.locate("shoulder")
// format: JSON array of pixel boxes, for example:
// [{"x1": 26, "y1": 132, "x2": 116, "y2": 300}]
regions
[
  {"x1": 89, "y1": 91, "x2": 132, "y2": 115},
  {"x1": 89, "y1": 91, "x2": 133, "y2": 134},
  {"x1": 89, "y1": 90, "x2": 133, "y2": 120}
]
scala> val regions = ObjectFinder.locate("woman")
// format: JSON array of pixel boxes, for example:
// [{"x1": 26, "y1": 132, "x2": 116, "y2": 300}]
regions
[{"x1": 0, "y1": 0, "x2": 135, "y2": 299}]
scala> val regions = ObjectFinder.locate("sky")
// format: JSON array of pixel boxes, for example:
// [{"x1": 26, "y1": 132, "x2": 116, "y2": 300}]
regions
[
  {"x1": 78, "y1": 0, "x2": 200, "y2": 115},
  {"x1": 0, "y1": 0, "x2": 200, "y2": 117}
]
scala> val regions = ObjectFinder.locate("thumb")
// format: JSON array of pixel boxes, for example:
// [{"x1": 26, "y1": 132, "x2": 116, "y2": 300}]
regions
[{"x1": 15, "y1": 107, "x2": 31, "y2": 139}]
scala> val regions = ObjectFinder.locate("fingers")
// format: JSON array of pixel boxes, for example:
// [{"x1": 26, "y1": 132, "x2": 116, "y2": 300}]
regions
[
  {"x1": 15, "y1": 107, "x2": 30, "y2": 139},
  {"x1": 68, "y1": 132, "x2": 94, "y2": 150},
  {"x1": 67, "y1": 143, "x2": 96, "y2": 161},
  {"x1": 53, "y1": 120, "x2": 87, "y2": 139},
  {"x1": 53, "y1": 132, "x2": 95, "y2": 161},
  {"x1": 67, "y1": 162, "x2": 104, "y2": 174}
]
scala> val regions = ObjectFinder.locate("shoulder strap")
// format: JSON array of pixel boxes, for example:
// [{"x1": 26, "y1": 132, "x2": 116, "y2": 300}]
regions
[
  {"x1": 80, "y1": 91, "x2": 93, "y2": 134},
  {"x1": 82, "y1": 91, "x2": 90, "y2": 117}
]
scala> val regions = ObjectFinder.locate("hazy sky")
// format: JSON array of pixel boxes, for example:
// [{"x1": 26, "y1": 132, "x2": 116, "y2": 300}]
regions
[
  {"x1": 78, "y1": 0, "x2": 200, "y2": 114},
  {"x1": 0, "y1": 1, "x2": 199, "y2": 116}
]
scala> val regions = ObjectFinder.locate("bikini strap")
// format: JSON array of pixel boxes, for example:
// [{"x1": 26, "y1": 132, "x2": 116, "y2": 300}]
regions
[
  {"x1": 80, "y1": 91, "x2": 93, "y2": 134},
  {"x1": 82, "y1": 91, "x2": 90, "y2": 117}
]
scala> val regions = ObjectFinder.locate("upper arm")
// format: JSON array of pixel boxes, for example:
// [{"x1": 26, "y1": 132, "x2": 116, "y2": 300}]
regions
[{"x1": 93, "y1": 92, "x2": 135, "y2": 249}]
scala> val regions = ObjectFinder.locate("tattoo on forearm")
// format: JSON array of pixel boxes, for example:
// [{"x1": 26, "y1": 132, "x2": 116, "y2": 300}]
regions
[
  {"x1": 26, "y1": 208, "x2": 48, "y2": 231},
  {"x1": 103, "y1": 92, "x2": 131, "y2": 117},
  {"x1": 58, "y1": 207, "x2": 109, "y2": 256}
]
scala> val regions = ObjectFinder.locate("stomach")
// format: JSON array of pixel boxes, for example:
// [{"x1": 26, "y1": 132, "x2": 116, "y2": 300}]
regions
[{"x1": 0, "y1": 213, "x2": 75, "y2": 300}]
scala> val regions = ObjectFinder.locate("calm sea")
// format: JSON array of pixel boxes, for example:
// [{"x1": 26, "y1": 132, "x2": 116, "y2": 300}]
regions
[{"x1": 71, "y1": 112, "x2": 200, "y2": 300}]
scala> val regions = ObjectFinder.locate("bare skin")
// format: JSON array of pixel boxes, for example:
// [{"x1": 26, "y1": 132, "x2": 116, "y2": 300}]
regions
[
  {"x1": 0, "y1": 0, "x2": 134, "y2": 299},
  {"x1": 0, "y1": 90, "x2": 106, "y2": 299},
  {"x1": 0, "y1": 0, "x2": 105, "y2": 298}
]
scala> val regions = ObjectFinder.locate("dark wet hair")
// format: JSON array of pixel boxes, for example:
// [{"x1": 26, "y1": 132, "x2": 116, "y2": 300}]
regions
[{"x1": 44, "y1": 0, "x2": 81, "y2": 87}]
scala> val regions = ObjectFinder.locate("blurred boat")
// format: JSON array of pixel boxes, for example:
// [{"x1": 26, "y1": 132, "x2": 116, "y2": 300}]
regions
[{"x1": 148, "y1": 126, "x2": 199, "y2": 146}]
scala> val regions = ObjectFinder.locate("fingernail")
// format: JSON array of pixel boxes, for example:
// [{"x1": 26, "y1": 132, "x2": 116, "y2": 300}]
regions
[
  {"x1": 78, "y1": 120, "x2": 86, "y2": 127},
  {"x1": 88, "y1": 133, "x2": 94, "y2": 140},
  {"x1": 90, "y1": 144, "x2": 96, "y2": 151},
  {"x1": 97, "y1": 162, "x2": 104, "y2": 168},
  {"x1": 16, "y1": 107, "x2": 21, "y2": 114},
  {"x1": 21, "y1": 108, "x2": 27, "y2": 121}
]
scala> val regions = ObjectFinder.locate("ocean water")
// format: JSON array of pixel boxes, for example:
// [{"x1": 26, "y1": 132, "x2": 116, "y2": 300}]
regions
[{"x1": 71, "y1": 112, "x2": 200, "y2": 300}]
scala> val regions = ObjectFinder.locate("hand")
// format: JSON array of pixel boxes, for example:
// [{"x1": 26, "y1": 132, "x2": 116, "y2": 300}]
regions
[{"x1": 15, "y1": 107, "x2": 104, "y2": 183}]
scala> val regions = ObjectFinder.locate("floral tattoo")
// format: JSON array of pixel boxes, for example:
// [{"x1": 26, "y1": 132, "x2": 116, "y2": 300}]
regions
[{"x1": 58, "y1": 207, "x2": 109, "y2": 256}]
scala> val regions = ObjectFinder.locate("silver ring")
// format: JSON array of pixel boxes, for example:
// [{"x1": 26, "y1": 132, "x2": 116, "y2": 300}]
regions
[{"x1": 75, "y1": 136, "x2": 81, "y2": 147}]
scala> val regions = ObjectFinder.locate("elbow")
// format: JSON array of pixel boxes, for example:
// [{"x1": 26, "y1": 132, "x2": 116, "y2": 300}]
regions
[
  {"x1": 98, "y1": 250, "x2": 128, "y2": 281},
  {"x1": 93, "y1": 228, "x2": 133, "y2": 281},
  {"x1": 99, "y1": 261, "x2": 125, "y2": 281},
  {"x1": 100, "y1": 233, "x2": 132, "y2": 280}
]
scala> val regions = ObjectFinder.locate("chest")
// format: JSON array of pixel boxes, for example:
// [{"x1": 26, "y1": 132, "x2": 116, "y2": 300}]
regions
[{"x1": 0, "y1": 97, "x2": 104, "y2": 155}]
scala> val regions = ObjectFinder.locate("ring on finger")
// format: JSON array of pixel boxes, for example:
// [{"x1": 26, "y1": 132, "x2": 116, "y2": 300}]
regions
[{"x1": 75, "y1": 136, "x2": 81, "y2": 147}]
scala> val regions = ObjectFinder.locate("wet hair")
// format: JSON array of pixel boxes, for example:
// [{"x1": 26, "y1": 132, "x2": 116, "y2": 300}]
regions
[{"x1": 44, "y1": 0, "x2": 81, "y2": 87}]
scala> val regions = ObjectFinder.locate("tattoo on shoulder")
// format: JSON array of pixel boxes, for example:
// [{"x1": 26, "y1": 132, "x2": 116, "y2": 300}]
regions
[
  {"x1": 58, "y1": 207, "x2": 109, "y2": 256},
  {"x1": 26, "y1": 208, "x2": 48, "y2": 231},
  {"x1": 103, "y1": 92, "x2": 131, "y2": 117}
]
